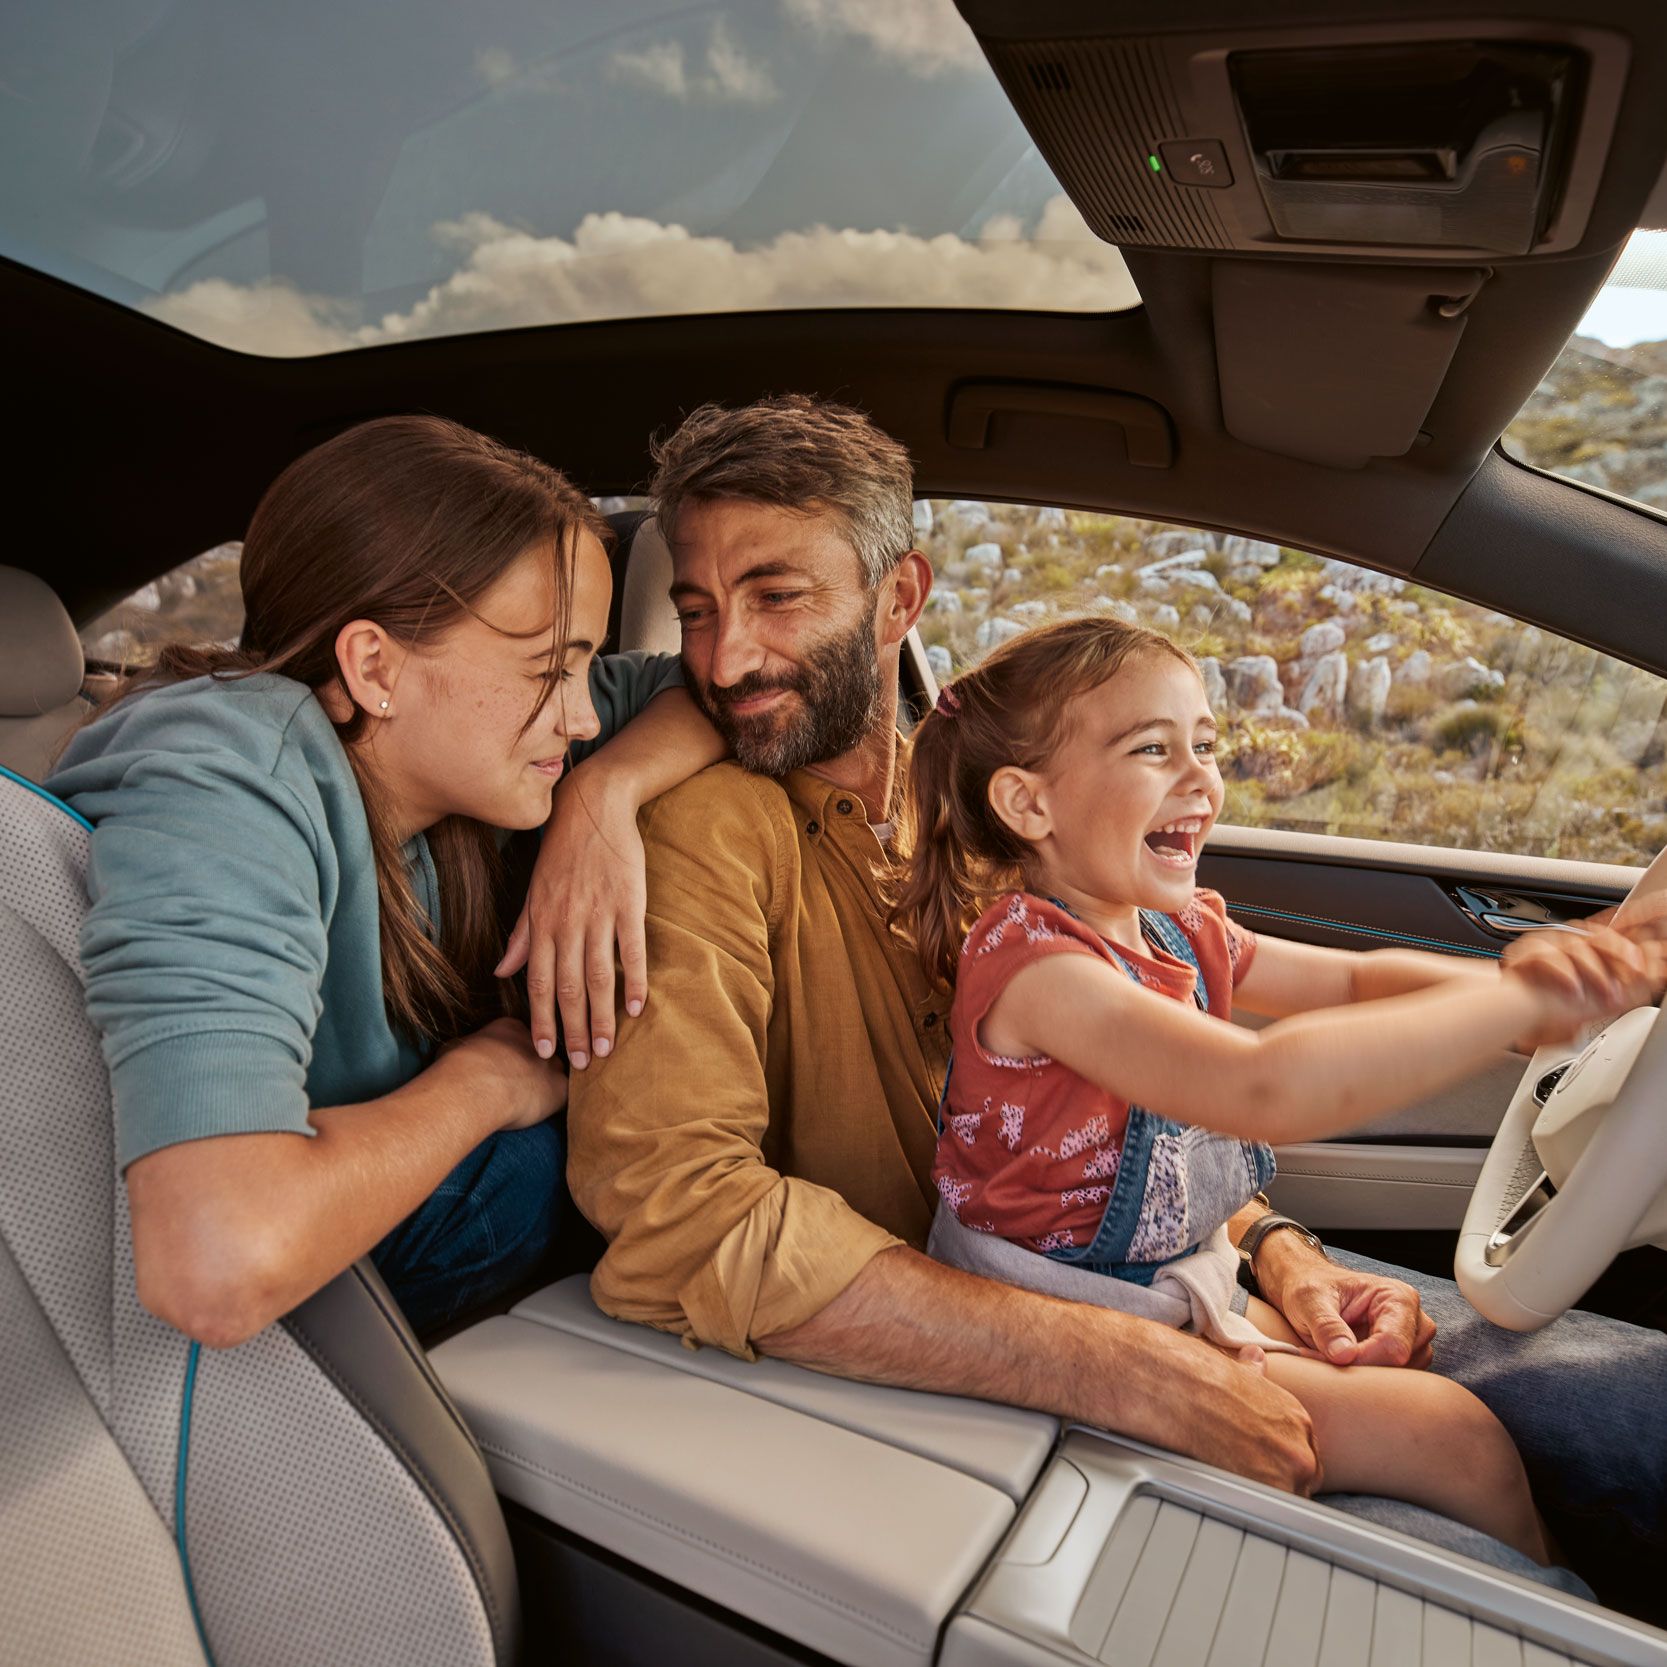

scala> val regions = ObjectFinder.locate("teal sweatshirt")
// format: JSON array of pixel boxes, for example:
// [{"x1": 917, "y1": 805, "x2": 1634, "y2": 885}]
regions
[{"x1": 49, "y1": 656, "x2": 682, "y2": 1169}]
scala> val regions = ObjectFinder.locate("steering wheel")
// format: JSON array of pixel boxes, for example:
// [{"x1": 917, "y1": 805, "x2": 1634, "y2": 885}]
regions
[{"x1": 1456, "y1": 850, "x2": 1667, "y2": 1331}]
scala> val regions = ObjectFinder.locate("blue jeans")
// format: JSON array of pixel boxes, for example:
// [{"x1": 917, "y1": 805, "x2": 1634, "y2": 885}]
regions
[
  {"x1": 371, "y1": 1118, "x2": 564, "y2": 1335},
  {"x1": 1318, "y1": 1250, "x2": 1667, "y2": 1603}
]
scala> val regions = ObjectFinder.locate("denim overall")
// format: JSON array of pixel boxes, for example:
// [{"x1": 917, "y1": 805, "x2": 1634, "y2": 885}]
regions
[
  {"x1": 939, "y1": 903, "x2": 1276, "y2": 1288},
  {"x1": 1042, "y1": 905, "x2": 1275, "y2": 1285}
]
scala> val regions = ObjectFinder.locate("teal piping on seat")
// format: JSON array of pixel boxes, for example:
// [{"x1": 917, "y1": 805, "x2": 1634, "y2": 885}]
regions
[
  {"x1": 0, "y1": 761, "x2": 94, "y2": 831},
  {"x1": 176, "y1": 1341, "x2": 217, "y2": 1665},
  {"x1": 1225, "y1": 900, "x2": 1501, "y2": 959},
  {"x1": 3, "y1": 761, "x2": 215, "y2": 1656}
]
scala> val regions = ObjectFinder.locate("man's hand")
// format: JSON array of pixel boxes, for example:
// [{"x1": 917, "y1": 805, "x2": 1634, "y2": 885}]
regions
[
  {"x1": 763, "y1": 1245, "x2": 1323, "y2": 1496},
  {"x1": 1254, "y1": 1228, "x2": 1436, "y2": 1368},
  {"x1": 496, "y1": 772, "x2": 647, "y2": 1070}
]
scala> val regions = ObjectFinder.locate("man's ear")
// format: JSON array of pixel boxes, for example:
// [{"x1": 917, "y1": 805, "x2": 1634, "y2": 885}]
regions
[
  {"x1": 333, "y1": 619, "x2": 409, "y2": 720},
  {"x1": 988, "y1": 765, "x2": 1051, "y2": 844},
  {"x1": 876, "y1": 550, "x2": 933, "y2": 647}
]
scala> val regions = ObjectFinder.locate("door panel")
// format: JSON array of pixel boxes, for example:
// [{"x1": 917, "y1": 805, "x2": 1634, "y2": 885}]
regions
[{"x1": 1200, "y1": 826, "x2": 1641, "y2": 1231}]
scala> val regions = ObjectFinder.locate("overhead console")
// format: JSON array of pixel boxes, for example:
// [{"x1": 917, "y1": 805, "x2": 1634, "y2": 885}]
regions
[{"x1": 955, "y1": 7, "x2": 1630, "y2": 262}]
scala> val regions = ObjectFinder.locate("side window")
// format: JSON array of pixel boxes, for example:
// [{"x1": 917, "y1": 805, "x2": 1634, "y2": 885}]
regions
[
  {"x1": 78, "y1": 543, "x2": 245, "y2": 667},
  {"x1": 915, "y1": 501, "x2": 1667, "y2": 867}
]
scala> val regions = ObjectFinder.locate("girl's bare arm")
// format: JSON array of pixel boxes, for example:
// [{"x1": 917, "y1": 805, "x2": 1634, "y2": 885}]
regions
[{"x1": 984, "y1": 936, "x2": 1659, "y2": 1147}]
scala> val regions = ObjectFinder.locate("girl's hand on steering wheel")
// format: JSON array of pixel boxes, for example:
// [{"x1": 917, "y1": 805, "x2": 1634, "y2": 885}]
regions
[{"x1": 1503, "y1": 924, "x2": 1667, "y2": 1049}]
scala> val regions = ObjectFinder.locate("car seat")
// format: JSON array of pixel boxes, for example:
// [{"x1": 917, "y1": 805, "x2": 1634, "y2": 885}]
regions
[
  {"x1": 0, "y1": 764, "x2": 520, "y2": 1667},
  {"x1": 0, "y1": 566, "x2": 90, "y2": 782}
]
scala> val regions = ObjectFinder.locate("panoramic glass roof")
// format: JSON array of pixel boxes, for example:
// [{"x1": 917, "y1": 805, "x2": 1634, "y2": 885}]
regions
[
  {"x1": 1504, "y1": 229, "x2": 1667, "y2": 517},
  {"x1": 1, "y1": 0, "x2": 1138, "y2": 357}
]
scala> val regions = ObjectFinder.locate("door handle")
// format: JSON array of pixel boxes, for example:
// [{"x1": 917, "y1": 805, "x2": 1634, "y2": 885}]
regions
[{"x1": 1452, "y1": 885, "x2": 1605, "y2": 939}]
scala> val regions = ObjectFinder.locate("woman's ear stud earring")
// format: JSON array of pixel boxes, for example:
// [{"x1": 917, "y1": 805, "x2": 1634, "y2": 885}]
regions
[{"x1": 379, "y1": 700, "x2": 389, "y2": 711}]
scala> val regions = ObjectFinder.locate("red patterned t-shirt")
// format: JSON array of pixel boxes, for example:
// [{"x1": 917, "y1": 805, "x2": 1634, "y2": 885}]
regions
[{"x1": 934, "y1": 889, "x2": 1257, "y2": 1253}]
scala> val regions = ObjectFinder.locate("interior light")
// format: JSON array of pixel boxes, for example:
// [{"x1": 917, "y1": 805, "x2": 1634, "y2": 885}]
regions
[{"x1": 1148, "y1": 154, "x2": 1162, "y2": 173}]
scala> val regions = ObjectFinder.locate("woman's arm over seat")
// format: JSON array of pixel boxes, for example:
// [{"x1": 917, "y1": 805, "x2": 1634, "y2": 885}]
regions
[{"x1": 127, "y1": 1020, "x2": 563, "y2": 1348}]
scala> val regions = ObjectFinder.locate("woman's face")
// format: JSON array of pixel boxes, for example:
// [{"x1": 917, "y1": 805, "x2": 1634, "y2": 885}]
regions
[{"x1": 375, "y1": 531, "x2": 613, "y2": 836}]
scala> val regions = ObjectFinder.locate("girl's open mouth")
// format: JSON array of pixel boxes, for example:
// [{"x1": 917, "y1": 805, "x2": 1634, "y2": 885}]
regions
[{"x1": 1143, "y1": 817, "x2": 1205, "y2": 868}]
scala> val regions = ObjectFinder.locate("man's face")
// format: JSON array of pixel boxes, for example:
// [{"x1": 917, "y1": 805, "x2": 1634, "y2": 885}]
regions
[{"x1": 669, "y1": 499, "x2": 884, "y2": 775}]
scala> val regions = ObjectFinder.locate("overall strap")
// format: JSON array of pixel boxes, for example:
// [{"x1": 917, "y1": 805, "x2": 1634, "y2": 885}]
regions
[{"x1": 1138, "y1": 909, "x2": 1209, "y2": 1015}]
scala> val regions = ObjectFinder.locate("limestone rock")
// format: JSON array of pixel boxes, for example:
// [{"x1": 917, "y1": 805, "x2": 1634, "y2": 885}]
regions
[
  {"x1": 1226, "y1": 655, "x2": 1284, "y2": 713},
  {"x1": 1149, "y1": 604, "x2": 1181, "y2": 633},
  {"x1": 1349, "y1": 656, "x2": 1392, "y2": 726},
  {"x1": 1297, "y1": 651, "x2": 1348, "y2": 721},
  {"x1": 976, "y1": 616, "x2": 1025, "y2": 651},
  {"x1": 1401, "y1": 649, "x2": 1433, "y2": 684},
  {"x1": 1300, "y1": 621, "x2": 1347, "y2": 658},
  {"x1": 1440, "y1": 656, "x2": 1505, "y2": 699},
  {"x1": 1219, "y1": 535, "x2": 1281, "y2": 568},
  {"x1": 1198, "y1": 656, "x2": 1227, "y2": 711},
  {"x1": 927, "y1": 590, "x2": 962, "y2": 614},
  {"x1": 964, "y1": 541, "x2": 1003, "y2": 572},
  {"x1": 926, "y1": 644, "x2": 953, "y2": 682}
]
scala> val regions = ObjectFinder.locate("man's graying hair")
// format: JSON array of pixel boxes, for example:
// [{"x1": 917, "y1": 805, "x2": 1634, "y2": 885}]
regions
[{"x1": 648, "y1": 394, "x2": 916, "y2": 587}]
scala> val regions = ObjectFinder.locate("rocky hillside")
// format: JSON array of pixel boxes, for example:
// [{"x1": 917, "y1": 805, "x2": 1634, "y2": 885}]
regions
[{"x1": 916, "y1": 497, "x2": 1667, "y2": 867}]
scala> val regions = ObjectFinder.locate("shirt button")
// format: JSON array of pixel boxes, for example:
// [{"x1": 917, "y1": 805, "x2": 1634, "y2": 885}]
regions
[
  {"x1": 924, "y1": 1012, "x2": 939, "y2": 1029},
  {"x1": 806, "y1": 820, "x2": 820, "y2": 836},
  {"x1": 837, "y1": 798, "x2": 853, "y2": 815}
]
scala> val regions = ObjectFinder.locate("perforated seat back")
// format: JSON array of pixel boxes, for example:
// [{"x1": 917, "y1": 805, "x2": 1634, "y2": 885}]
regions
[{"x1": 0, "y1": 767, "x2": 519, "y2": 1667}]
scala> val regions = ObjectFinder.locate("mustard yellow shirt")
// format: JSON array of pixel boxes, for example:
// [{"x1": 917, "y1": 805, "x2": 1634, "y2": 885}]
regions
[{"x1": 567, "y1": 759, "x2": 951, "y2": 1358}]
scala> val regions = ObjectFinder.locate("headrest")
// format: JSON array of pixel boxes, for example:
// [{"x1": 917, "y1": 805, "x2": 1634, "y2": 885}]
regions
[
  {"x1": 617, "y1": 518, "x2": 681, "y2": 658},
  {"x1": 0, "y1": 568, "x2": 84, "y2": 716}
]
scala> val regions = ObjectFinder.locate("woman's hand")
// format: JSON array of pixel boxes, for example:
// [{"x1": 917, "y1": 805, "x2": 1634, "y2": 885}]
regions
[
  {"x1": 440, "y1": 1017, "x2": 569, "y2": 1131},
  {"x1": 496, "y1": 772, "x2": 648, "y2": 1071},
  {"x1": 1502, "y1": 923, "x2": 1667, "y2": 1049}
]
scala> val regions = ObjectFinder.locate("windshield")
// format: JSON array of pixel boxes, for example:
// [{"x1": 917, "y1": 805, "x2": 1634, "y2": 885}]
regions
[
  {"x1": 1504, "y1": 228, "x2": 1667, "y2": 515},
  {"x1": 0, "y1": 0, "x2": 1137, "y2": 357}
]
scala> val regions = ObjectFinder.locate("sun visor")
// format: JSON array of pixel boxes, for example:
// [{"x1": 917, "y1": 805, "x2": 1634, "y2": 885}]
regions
[{"x1": 1213, "y1": 263, "x2": 1481, "y2": 468}]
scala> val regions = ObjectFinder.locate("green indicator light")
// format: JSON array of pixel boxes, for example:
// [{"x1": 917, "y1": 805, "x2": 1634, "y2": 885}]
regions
[{"x1": 1148, "y1": 153, "x2": 1162, "y2": 173}]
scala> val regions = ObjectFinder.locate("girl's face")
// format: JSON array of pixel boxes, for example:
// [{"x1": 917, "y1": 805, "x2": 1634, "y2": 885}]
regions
[
  {"x1": 1021, "y1": 654, "x2": 1223, "y2": 917},
  {"x1": 373, "y1": 533, "x2": 613, "y2": 837}
]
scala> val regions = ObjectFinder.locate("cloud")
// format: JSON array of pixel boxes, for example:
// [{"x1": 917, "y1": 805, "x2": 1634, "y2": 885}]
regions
[
  {"x1": 780, "y1": 0, "x2": 985, "y2": 76},
  {"x1": 142, "y1": 196, "x2": 1136, "y2": 356},
  {"x1": 608, "y1": 22, "x2": 777, "y2": 104}
]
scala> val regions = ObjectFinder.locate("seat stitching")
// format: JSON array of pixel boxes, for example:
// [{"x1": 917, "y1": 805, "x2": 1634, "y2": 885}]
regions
[
  {"x1": 1226, "y1": 903, "x2": 1499, "y2": 958},
  {"x1": 476, "y1": 1436, "x2": 938, "y2": 1651}
]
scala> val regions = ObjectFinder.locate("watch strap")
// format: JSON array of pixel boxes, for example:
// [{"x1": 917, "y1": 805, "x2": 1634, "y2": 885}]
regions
[{"x1": 1238, "y1": 1210, "x2": 1324, "y2": 1268}]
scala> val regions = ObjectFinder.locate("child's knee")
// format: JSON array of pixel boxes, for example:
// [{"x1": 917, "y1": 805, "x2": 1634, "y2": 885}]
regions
[{"x1": 1418, "y1": 1377, "x2": 1524, "y2": 1480}]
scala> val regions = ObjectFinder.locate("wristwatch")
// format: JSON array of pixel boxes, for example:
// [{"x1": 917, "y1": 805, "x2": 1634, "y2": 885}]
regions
[{"x1": 1237, "y1": 1193, "x2": 1325, "y2": 1295}]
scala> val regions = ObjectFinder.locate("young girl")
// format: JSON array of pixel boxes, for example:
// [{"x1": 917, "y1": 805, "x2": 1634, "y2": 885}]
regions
[{"x1": 893, "y1": 615, "x2": 1665, "y2": 1566}]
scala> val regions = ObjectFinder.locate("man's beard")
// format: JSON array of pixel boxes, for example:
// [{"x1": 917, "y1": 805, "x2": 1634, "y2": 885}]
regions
[{"x1": 692, "y1": 610, "x2": 883, "y2": 777}]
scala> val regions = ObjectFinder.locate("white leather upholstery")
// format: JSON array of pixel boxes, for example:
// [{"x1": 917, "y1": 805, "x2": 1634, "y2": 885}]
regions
[
  {"x1": 512, "y1": 1276, "x2": 1055, "y2": 1502},
  {"x1": 617, "y1": 517, "x2": 680, "y2": 657},
  {"x1": 432, "y1": 1277, "x2": 1060, "y2": 1667},
  {"x1": 0, "y1": 567, "x2": 86, "y2": 781}
]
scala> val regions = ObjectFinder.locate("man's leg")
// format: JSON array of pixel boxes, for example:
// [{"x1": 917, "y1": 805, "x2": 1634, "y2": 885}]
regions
[
  {"x1": 1325, "y1": 1248, "x2": 1667, "y2": 1612},
  {"x1": 372, "y1": 1118, "x2": 564, "y2": 1335}
]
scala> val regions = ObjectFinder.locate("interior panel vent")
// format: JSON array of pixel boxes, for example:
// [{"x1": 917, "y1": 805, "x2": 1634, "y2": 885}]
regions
[{"x1": 986, "y1": 37, "x2": 1231, "y2": 251}]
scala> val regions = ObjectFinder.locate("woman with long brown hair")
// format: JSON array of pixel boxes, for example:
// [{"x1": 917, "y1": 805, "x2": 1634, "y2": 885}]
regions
[{"x1": 49, "y1": 415, "x2": 722, "y2": 1342}]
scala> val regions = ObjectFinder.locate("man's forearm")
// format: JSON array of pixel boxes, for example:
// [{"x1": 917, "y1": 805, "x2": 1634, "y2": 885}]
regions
[{"x1": 760, "y1": 1244, "x2": 1320, "y2": 1491}]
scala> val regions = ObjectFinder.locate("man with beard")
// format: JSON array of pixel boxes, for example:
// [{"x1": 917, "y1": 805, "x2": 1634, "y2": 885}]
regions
[
  {"x1": 562, "y1": 397, "x2": 1666, "y2": 1599},
  {"x1": 568, "y1": 394, "x2": 1334, "y2": 1499}
]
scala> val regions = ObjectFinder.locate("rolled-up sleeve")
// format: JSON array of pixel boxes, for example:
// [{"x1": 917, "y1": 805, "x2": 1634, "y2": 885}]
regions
[
  {"x1": 66, "y1": 747, "x2": 330, "y2": 1168},
  {"x1": 566, "y1": 769, "x2": 899, "y2": 1357}
]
